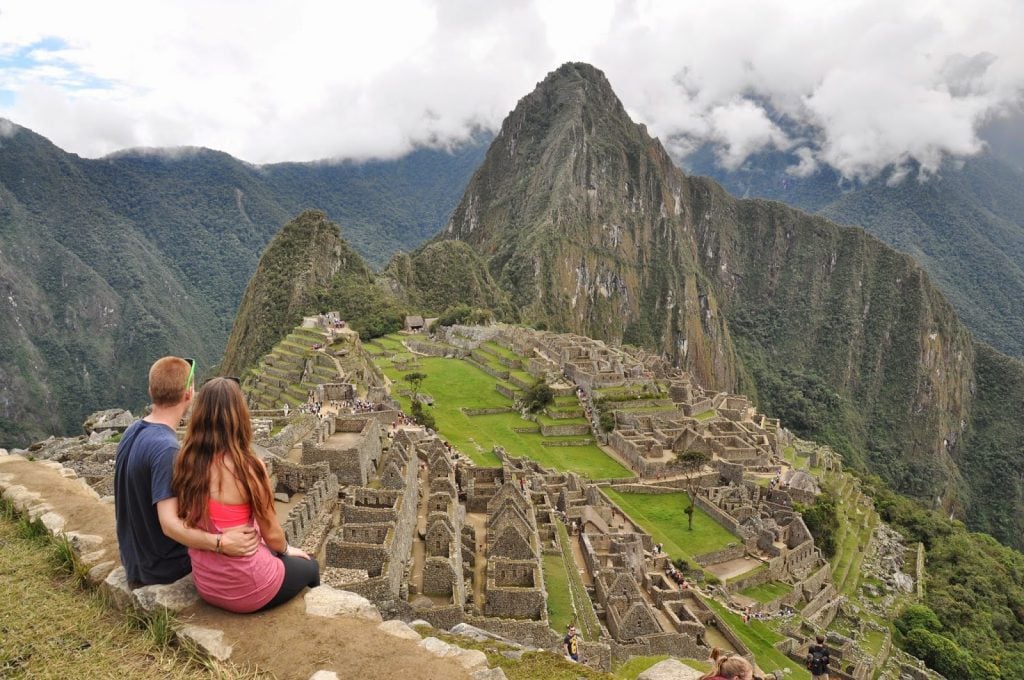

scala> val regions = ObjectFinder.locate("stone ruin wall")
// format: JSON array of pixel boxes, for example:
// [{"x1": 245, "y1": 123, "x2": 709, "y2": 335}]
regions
[
  {"x1": 281, "y1": 475, "x2": 339, "y2": 547},
  {"x1": 322, "y1": 382, "x2": 356, "y2": 401},
  {"x1": 323, "y1": 440, "x2": 418, "y2": 616},
  {"x1": 301, "y1": 417, "x2": 382, "y2": 486}
]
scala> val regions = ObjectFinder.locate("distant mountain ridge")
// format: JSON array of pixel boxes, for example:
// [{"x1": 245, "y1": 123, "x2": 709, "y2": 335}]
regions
[
  {"x1": 0, "y1": 122, "x2": 487, "y2": 447},
  {"x1": 684, "y1": 140, "x2": 1024, "y2": 359}
]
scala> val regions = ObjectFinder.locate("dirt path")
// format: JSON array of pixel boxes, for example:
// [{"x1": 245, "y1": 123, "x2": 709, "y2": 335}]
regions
[
  {"x1": 410, "y1": 465, "x2": 429, "y2": 595},
  {"x1": 705, "y1": 555, "x2": 764, "y2": 581},
  {"x1": 0, "y1": 455, "x2": 472, "y2": 680},
  {"x1": 569, "y1": 532, "x2": 594, "y2": 587}
]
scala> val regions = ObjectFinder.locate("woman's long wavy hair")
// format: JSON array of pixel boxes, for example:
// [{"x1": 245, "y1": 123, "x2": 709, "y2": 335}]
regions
[{"x1": 172, "y1": 378, "x2": 273, "y2": 528}]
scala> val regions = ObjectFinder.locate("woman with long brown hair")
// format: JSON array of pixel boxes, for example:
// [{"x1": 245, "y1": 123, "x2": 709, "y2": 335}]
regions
[
  {"x1": 701, "y1": 655, "x2": 754, "y2": 680},
  {"x1": 172, "y1": 378, "x2": 319, "y2": 612}
]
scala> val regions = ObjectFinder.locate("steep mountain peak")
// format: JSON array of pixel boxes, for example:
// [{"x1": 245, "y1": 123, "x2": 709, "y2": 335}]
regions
[
  {"x1": 438, "y1": 62, "x2": 736, "y2": 390},
  {"x1": 520, "y1": 61, "x2": 625, "y2": 117}
]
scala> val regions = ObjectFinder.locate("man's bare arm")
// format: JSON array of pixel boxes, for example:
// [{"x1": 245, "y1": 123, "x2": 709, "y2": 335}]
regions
[{"x1": 156, "y1": 497, "x2": 258, "y2": 556}]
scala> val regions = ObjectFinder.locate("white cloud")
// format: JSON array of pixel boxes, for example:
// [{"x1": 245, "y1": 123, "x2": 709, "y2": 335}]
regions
[{"x1": 0, "y1": 0, "x2": 1020, "y2": 179}]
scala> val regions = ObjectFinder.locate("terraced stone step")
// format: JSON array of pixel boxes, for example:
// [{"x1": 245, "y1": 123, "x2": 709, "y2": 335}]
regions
[
  {"x1": 261, "y1": 364, "x2": 294, "y2": 381},
  {"x1": 604, "y1": 398, "x2": 675, "y2": 410},
  {"x1": 286, "y1": 384, "x2": 310, "y2": 402}
]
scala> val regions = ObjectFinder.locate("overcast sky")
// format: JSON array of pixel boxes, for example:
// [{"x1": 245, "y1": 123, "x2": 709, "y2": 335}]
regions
[{"x1": 1, "y1": 0, "x2": 1021, "y2": 180}]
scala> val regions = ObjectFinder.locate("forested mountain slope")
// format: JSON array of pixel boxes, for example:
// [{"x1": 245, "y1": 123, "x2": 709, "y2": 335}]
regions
[
  {"x1": 686, "y1": 146, "x2": 1024, "y2": 358},
  {"x1": 0, "y1": 123, "x2": 484, "y2": 446}
]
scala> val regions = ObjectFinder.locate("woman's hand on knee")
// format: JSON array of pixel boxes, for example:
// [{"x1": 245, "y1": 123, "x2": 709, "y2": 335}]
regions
[{"x1": 286, "y1": 545, "x2": 312, "y2": 560}]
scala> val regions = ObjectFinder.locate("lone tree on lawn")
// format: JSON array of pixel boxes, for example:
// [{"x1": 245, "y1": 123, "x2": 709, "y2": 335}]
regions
[
  {"x1": 674, "y1": 450, "x2": 709, "y2": 531},
  {"x1": 403, "y1": 372, "x2": 427, "y2": 403}
]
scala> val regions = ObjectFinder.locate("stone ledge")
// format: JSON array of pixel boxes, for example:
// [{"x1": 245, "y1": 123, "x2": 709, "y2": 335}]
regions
[
  {"x1": 378, "y1": 619, "x2": 421, "y2": 640},
  {"x1": 178, "y1": 624, "x2": 233, "y2": 661},
  {"x1": 305, "y1": 585, "x2": 383, "y2": 622},
  {"x1": 133, "y1": 574, "x2": 201, "y2": 614}
]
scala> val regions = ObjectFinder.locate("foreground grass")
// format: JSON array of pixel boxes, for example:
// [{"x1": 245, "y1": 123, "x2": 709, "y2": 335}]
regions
[
  {"x1": 0, "y1": 509, "x2": 234, "y2": 679},
  {"x1": 602, "y1": 489, "x2": 739, "y2": 563}
]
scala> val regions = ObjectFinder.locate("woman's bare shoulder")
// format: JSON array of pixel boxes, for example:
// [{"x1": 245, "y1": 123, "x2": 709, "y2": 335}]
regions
[{"x1": 209, "y1": 454, "x2": 248, "y2": 504}]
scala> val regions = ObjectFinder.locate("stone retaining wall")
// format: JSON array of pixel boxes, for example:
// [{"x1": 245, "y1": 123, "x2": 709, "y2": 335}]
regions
[
  {"x1": 495, "y1": 383, "x2": 518, "y2": 399},
  {"x1": 692, "y1": 494, "x2": 746, "y2": 537},
  {"x1": 406, "y1": 340, "x2": 464, "y2": 358},
  {"x1": 461, "y1": 407, "x2": 515, "y2": 416},
  {"x1": 540, "y1": 439, "x2": 594, "y2": 447},
  {"x1": 693, "y1": 544, "x2": 746, "y2": 567},
  {"x1": 468, "y1": 355, "x2": 510, "y2": 381},
  {"x1": 539, "y1": 422, "x2": 591, "y2": 436},
  {"x1": 610, "y1": 633, "x2": 706, "y2": 664}
]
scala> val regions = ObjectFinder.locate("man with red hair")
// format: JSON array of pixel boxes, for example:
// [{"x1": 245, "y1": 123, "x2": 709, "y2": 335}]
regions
[{"x1": 114, "y1": 356, "x2": 257, "y2": 585}]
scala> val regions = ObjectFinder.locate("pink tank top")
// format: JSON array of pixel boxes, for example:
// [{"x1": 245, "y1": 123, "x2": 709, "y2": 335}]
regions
[{"x1": 188, "y1": 498, "x2": 285, "y2": 613}]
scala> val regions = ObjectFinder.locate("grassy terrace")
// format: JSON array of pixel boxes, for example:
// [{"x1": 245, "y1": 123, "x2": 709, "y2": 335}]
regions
[
  {"x1": 542, "y1": 553, "x2": 575, "y2": 633},
  {"x1": 739, "y1": 580, "x2": 794, "y2": 603},
  {"x1": 827, "y1": 474, "x2": 878, "y2": 597},
  {"x1": 703, "y1": 598, "x2": 810, "y2": 679},
  {"x1": 372, "y1": 335, "x2": 631, "y2": 479},
  {"x1": 602, "y1": 489, "x2": 737, "y2": 564},
  {"x1": 481, "y1": 341, "x2": 521, "y2": 361},
  {"x1": 536, "y1": 413, "x2": 590, "y2": 426}
]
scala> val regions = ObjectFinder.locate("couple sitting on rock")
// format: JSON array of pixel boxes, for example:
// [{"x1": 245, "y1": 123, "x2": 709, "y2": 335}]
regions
[{"x1": 114, "y1": 357, "x2": 320, "y2": 612}]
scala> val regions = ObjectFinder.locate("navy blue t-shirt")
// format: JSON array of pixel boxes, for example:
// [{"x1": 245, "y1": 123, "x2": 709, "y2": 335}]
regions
[{"x1": 113, "y1": 419, "x2": 191, "y2": 584}]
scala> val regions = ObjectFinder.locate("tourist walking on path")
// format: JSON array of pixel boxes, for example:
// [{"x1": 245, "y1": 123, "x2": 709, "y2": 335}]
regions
[
  {"x1": 563, "y1": 625, "x2": 581, "y2": 662},
  {"x1": 173, "y1": 377, "x2": 320, "y2": 612},
  {"x1": 114, "y1": 357, "x2": 258, "y2": 586}
]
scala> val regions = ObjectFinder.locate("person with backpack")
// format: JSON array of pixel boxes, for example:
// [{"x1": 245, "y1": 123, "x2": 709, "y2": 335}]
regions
[{"x1": 806, "y1": 635, "x2": 830, "y2": 679}]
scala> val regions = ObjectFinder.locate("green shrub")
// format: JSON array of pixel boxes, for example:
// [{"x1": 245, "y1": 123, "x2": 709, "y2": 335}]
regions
[
  {"x1": 410, "y1": 400, "x2": 436, "y2": 430},
  {"x1": 795, "y1": 492, "x2": 839, "y2": 558},
  {"x1": 522, "y1": 381, "x2": 554, "y2": 414},
  {"x1": 895, "y1": 604, "x2": 943, "y2": 636}
]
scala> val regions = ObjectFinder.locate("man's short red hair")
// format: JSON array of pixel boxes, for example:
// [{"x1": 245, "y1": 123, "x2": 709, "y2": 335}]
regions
[{"x1": 149, "y1": 356, "x2": 190, "y2": 407}]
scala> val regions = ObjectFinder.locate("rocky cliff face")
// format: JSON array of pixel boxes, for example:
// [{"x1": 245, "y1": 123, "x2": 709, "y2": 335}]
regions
[
  {"x1": 438, "y1": 62, "x2": 1013, "y2": 539},
  {"x1": 693, "y1": 189, "x2": 974, "y2": 508},
  {"x1": 440, "y1": 63, "x2": 738, "y2": 391}
]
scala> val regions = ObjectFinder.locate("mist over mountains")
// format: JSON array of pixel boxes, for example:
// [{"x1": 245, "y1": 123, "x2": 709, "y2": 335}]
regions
[{"x1": 684, "y1": 133, "x2": 1024, "y2": 358}]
